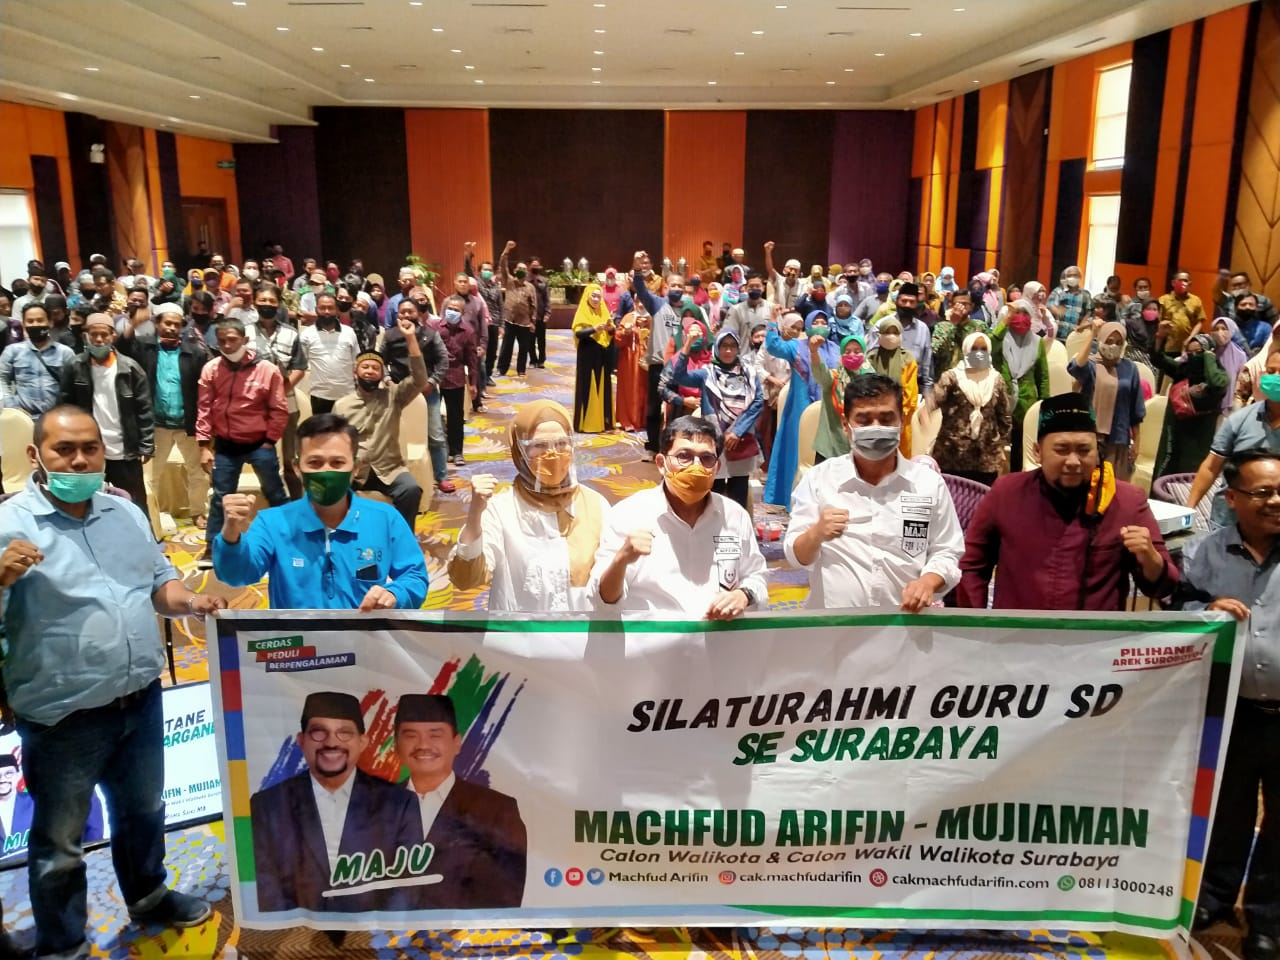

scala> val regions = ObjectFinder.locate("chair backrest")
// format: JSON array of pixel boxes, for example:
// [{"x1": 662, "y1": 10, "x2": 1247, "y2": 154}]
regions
[
  {"x1": 0, "y1": 408, "x2": 35, "y2": 492},
  {"x1": 398, "y1": 392, "x2": 428, "y2": 459},
  {"x1": 942, "y1": 473, "x2": 991, "y2": 532},
  {"x1": 797, "y1": 401, "x2": 822, "y2": 471},
  {"x1": 1020, "y1": 400, "x2": 1042, "y2": 470},
  {"x1": 1130, "y1": 394, "x2": 1166, "y2": 494},
  {"x1": 1135, "y1": 361, "x2": 1156, "y2": 398},
  {"x1": 1047, "y1": 355, "x2": 1074, "y2": 398}
]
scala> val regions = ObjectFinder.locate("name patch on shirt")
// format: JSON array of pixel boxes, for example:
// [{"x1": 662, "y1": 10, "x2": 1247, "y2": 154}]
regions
[
  {"x1": 714, "y1": 535, "x2": 741, "y2": 589},
  {"x1": 901, "y1": 518, "x2": 930, "y2": 557},
  {"x1": 292, "y1": 557, "x2": 305, "y2": 568}
]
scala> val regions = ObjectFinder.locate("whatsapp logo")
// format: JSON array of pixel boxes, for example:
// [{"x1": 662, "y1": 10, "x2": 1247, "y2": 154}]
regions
[{"x1": 1057, "y1": 875, "x2": 1076, "y2": 891}]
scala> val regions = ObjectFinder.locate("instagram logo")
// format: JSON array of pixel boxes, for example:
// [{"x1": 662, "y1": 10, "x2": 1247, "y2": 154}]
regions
[{"x1": 718, "y1": 871, "x2": 737, "y2": 885}]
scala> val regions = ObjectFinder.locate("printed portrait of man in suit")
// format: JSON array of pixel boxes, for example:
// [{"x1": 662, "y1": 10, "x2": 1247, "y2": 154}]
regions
[
  {"x1": 393, "y1": 693, "x2": 527, "y2": 909},
  {"x1": 249, "y1": 691, "x2": 422, "y2": 913}
]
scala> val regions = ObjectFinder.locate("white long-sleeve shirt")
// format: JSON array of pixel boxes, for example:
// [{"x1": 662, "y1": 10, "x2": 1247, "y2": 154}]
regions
[
  {"x1": 589, "y1": 484, "x2": 768, "y2": 614},
  {"x1": 784, "y1": 454, "x2": 964, "y2": 609},
  {"x1": 300, "y1": 323, "x2": 359, "y2": 401}
]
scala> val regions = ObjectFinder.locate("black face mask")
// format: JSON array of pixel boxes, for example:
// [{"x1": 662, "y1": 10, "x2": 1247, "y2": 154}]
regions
[
  {"x1": 29, "y1": 282, "x2": 46, "y2": 294},
  {"x1": 26, "y1": 326, "x2": 50, "y2": 343},
  {"x1": 191, "y1": 313, "x2": 210, "y2": 326},
  {"x1": 357, "y1": 377, "x2": 382, "y2": 392},
  {"x1": 412, "y1": 300, "x2": 430, "y2": 312},
  {"x1": 336, "y1": 300, "x2": 352, "y2": 313},
  {"x1": 256, "y1": 304, "x2": 277, "y2": 321}
]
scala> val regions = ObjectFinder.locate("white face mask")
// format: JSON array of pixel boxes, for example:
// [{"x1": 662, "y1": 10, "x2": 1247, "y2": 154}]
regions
[{"x1": 221, "y1": 345, "x2": 247, "y2": 363}]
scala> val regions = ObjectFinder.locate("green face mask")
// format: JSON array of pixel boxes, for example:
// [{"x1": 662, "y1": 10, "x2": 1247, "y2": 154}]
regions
[
  {"x1": 301, "y1": 469, "x2": 352, "y2": 506},
  {"x1": 480, "y1": 269, "x2": 494, "y2": 281}
]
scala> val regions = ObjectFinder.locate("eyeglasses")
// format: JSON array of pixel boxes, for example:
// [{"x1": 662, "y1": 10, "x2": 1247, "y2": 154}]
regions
[
  {"x1": 668, "y1": 450, "x2": 719, "y2": 470},
  {"x1": 1231, "y1": 486, "x2": 1280, "y2": 502},
  {"x1": 305, "y1": 726, "x2": 357, "y2": 743},
  {"x1": 523, "y1": 438, "x2": 572, "y2": 457}
]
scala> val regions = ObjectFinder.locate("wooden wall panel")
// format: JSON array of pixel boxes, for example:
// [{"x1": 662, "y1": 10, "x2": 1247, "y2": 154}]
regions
[
  {"x1": 405, "y1": 109, "x2": 493, "y2": 289},
  {"x1": 1001, "y1": 68, "x2": 1052, "y2": 286},
  {"x1": 105, "y1": 122, "x2": 154, "y2": 271},
  {"x1": 742, "y1": 111, "x2": 832, "y2": 264},
  {"x1": 828, "y1": 110, "x2": 914, "y2": 270},
  {"x1": 663, "y1": 112, "x2": 745, "y2": 273}
]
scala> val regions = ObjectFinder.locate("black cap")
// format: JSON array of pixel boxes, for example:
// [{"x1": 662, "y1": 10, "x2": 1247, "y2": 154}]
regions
[
  {"x1": 1037, "y1": 393, "x2": 1097, "y2": 439},
  {"x1": 898, "y1": 281, "x2": 920, "y2": 298},
  {"x1": 300, "y1": 692, "x2": 365, "y2": 733},
  {"x1": 395, "y1": 694, "x2": 457, "y2": 731}
]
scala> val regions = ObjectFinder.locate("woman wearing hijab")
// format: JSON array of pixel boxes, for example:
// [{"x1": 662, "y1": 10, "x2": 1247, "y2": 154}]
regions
[
  {"x1": 801, "y1": 310, "x2": 839, "y2": 399},
  {"x1": 571, "y1": 283, "x2": 614, "y2": 433},
  {"x1": 1236, "y1": 318, "x2": 1280, "y2": 406},
  {"x1": 991, "y1": 300, "x2": 1051, "y2": 470},
  {"x1": 448, "y1": 400, "x2": 607, "y2": 611},
  {"x1": 614, "y1": 297, "x2": 651, "y2": 432},
  {"x1": 810, "y1": 333, "x2": 867, "y2": 462},
  {"x1": 1210, "y1": 316, "x2": 1248, "y2": 415},
  {"x1": 763, "y1": 310, "x2": 811, "y2": 507},
  {"x1": 704, "y1": 282, "x2": 725, "y2": 330},
  {"x1": 1067, "y1": 318, "x2": 1146, "y2": 481},
  {"x1": 1151, "y1": 322, "x2": 1229, "y2": 478},
  {"x1": 928, "y1": 330, "x2": 1012, "y2": 486},
  {"x1": 600, "y1": 267, "x2": 625, "y2": 317},
  {"x1": 672, "y1": 329, "x2": 765, "y2": 510},
  {"x1": 1020, "y1": 281, "x2": 1058, "y2": 340},
  {"x1": 659, "y1": 306, "x2": 712, "y2": 427},
  {"x1": 752, "y1": 320, "x2": 788, "y2": 473},
  {"x1": 975, "y1": 271, "x2": 1003, "y2": 321},
  {"x1": 867, "y1": 315, "x2": 920, "y2": 456}
]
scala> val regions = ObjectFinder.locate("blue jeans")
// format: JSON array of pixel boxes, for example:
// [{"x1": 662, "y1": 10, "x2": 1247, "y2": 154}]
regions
[
  {"x1": 17, "y1": 680, "x2": 167, "y2": 957},
  {"x1": 426, "y1": 391, "x2": 447, "y2": 483},
  {"x1": 207, "y1": 443, "x2": 289, "y2": 534}
]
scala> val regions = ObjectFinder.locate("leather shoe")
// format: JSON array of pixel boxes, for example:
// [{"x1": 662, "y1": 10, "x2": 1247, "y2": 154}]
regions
[
  {"x1": 1244, "y1": 932, "x2": 1279, "y2": 960},
  {"x1": 1193, "y1": 904, "x2": 1237, "y2": 930}
]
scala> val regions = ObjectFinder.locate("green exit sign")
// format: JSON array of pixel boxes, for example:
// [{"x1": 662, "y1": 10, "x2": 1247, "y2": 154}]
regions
[{"x1": 216, "y1": 159, "x2": 235, "y2": 169}]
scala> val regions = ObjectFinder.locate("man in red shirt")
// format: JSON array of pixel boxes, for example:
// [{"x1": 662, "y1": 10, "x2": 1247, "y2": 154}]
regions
[{"x1": 957, "y1": 393, "x2": 1177, "y2": 610}]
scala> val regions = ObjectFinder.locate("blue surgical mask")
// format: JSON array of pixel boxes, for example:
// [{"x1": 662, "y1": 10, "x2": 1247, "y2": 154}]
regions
[
  {"x1": 37, "y1": 454, "x2": 104, "y2": 504},
  {"x1": 667, "y1": 290, "x2": 684, "y2": 306},
  {"x1": 444, "y1": 308, "x2": 462, "y2": 325}
]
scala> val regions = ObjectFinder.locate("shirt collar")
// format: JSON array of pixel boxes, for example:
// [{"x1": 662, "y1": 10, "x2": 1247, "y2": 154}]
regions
[
  {"x1": 23, "y1": 474, "x2": 115, "y2": 521},
  {"x1": 294, "y1": 493, "x2": 363, "y2": 535},
  {"x1": 836, "y1": 453, "x2": 907, "y2": 492},
  {"x1": 408, "y1": 771, "x2": 455, "y2": 801},
  {"x1": 311, "y1": 770, "x2": 356, "y2": 802},
  {"x1": 1222, "y1": 524, "x2": 1280, "y2": 565}
]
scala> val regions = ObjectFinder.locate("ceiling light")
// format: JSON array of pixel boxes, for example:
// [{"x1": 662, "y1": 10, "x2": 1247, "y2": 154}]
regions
[
  {"x1": 464, "y1": 64, "x2": 475, "y2": 69},
  {"x1": 775, "y1": 3, "x2": 788, "y2": 7},
  {"x1": 474, "y1": 79, "x2": 485, "y2": 84},
  {"x1": 971, "y1": 79, "x2": 980, "y2": 83},
  {"x1": 364, "y1": 77, "x2": 375, "y2": 82},
  {"x1": 275, "y1": 26, "x2": 289, "y2": 31},
  {"x1": 591, "y1": 66, "x2": 601, "y2": 71},
  {"x1": 340, "y1": 63, "x2": 351, "y2": 68},
  {"x1": 189, "y1": 94, "x2": 202, "y2": 99},
  {"x1": 593, "y1": 2, "x2": 605, "y2": 6},
  {"x1": 431, "y1": 26, "x2": 443, "y2": 32},
  {"x1": 953, "y1": 6, "x2": 965, "y2": 10},
  {"x1": 312, "y1": 46, "x2": 324, "y2": 51},
  {"x1": 707, "y1": 80, "x2": 717, "y2": 85},
  {"x1": 232, "y1": 1, "x2": 246, "y2": 5},
  {"x1": 751, "y1": 30, "x2": 764, "y2": 35},
  {"x1": 409, "y1": 1, "x2": 422, "y2": 4},
  {"x1": 874, "y1": 52, "x2": 885, "y2": 56},
  {"x1": 909, "y1": 32, "x2": 922, "y2": 37},
  {"x1": 825, "y1": 80, "x2": 836, "y2": 85},
  {"x1": 57, "y1": 92, "x2": 79, "y2": 101},
  {"x1": 734, "y1": 51, "x2": 745, "y2": 56},
  {"x1": 844, "y1": 67, "x2": 854, "y2": 72},
  {"x1": 592, "y1": 80, "x2": 601, "y2": 84},
  {"x1": 594, "y1": 28, "x2": 605, "y2": 33},
  {"x1": 168, "y1": 116, "x2": 181, "y2": 122},
  {"x1": 593, "y1": 50, "x2": 604, "y2": 55},
  {"x1": 450, "y1": 48, "x2": 462, "y2": 53}
]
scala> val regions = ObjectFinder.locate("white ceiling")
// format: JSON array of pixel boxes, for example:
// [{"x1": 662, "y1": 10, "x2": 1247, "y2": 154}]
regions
[{"x1": 0, "y1": 0, "x2": 1247, "y2": 143}]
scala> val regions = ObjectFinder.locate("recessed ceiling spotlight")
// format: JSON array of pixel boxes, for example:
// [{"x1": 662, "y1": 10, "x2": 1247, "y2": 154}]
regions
[
  {"x1": 409, "y1": 1, "x2": 422, "y2": 5},
  {"x1": 825, "y1": 80, "x2": 836, "y2": 85},
  {"x1": 474, "y1": 78, "x2": 485, "y2": 84},
  {"x1": 450, "y1": 48, "x2": 462, "y2": 53},
  {"x1": 591, "y1": 66, "x2": 602, "y2": 71},
  {"x1": 275, "y1": 25, "x2": 289, "y2": 31},
  {"x1": 232, "y1": 1, "x2": 246, "y2": 5},
  {"x1": 593, "y1": 50, "x2": 604, "y2": 55},
  {"x1": 775, "y1": 3, "x2": 788, "y2": 7},
  {"x1": 189, "y1": 94, "x2": 202, "y2": 99},
  {"x1": 593, "y1": 2, "x2": 605, "y2": 6},
  {"x1": 844, "y1": 67, "x2": 854, "y2": 72},
  {"x1": 707, "y1": 80, "x2": 717, "y2": 85},
  {"x1": 431, "y1": 27, "x2": 444, "y2": 32},
  {"x1": 594, "y1": 28, "x2": 605, "y2": 33},
  {"x1": 364, "y1": 77, "x2": 375, "y2": 82},
  {"x1": 971, "y1": 79, "x2": 980, "y2": 83},
  {"x1": 312, "y1": 46, "x2": 324, "y2": 51},
  {"x1": 953, "y1": 6, "x2": 965, "y2": 10},
  {"x1": 57, "y1": 92, "x2": 79, "y2": 101},
  {"x1": 464, "y1": 64, "x2": 475, "y2": 69},
  {"x1": 873, "y1": 52, "x2": 885, "y2": 57},
  {"x1": 84, "y1": 66, "x2": 100, "y2": 72},
  {"x1": 734, "y1": 51, "x2": 745, "y2": 55},
  {"x1": 909, "y1": 32, "x2": 922, "y2": 37},
  {"x1": 592, "y1": 80, "x2": 601, "y2": 84},
  {"x1": 751, "y1": 29, "x2": 764, "y2": 35},
  {"x1": 340, "y1": 63, "x2": 351, "y2": 68}
]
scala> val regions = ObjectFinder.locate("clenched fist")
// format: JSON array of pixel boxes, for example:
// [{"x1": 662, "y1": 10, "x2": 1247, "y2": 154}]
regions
[
  {"x1": 812, "y1": 507, "x2": 849, "y2": 542},
  {"x1": 0, "y1": 540, "x2": 43, "y2": 588},
  {"x1": 469, "y1": 474, "x2": 497, "y2": 510},
  {"x1": 221, "y1": 493, "x2": 258, "y2": 543},
  {"x1": 618, "y1": 529, "x2": 654, "y2": 565}
]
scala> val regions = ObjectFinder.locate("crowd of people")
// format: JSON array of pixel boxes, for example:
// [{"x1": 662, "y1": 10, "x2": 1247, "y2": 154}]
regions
[{"x1": 0, "y1": 239, "x2": 1275, "y2": 960}]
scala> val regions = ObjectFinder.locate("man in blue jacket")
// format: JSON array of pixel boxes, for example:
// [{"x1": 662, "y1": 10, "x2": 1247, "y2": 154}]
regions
[{"x1": 212, "y1": 413, "x2": 428, "y2": 610}]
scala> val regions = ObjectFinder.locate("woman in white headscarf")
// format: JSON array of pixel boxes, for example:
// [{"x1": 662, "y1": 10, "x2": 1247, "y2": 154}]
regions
[
  {"x1": 1019, "y1": 281, "x2": 1058, "y2": 340},
  {"x1": 927, "y1": 330, "x2": 1012, "y2": 486},
  {"x1": 991, "y1": 299, "x2": 1051, "y2": 470}
]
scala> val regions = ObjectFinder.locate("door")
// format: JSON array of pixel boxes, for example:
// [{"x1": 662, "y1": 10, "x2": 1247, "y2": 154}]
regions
[{"x1": 181, "y1": 198, "x2": 229, "y2": 266}]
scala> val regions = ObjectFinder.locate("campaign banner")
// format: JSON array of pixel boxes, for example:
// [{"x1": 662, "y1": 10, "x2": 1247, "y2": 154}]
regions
[
  {"x1": 0, "y1": 681, "x2": 223, "y2": 867},
  {"x1": 210, "y1": 610, "x2": 1241, "y2": 938}
]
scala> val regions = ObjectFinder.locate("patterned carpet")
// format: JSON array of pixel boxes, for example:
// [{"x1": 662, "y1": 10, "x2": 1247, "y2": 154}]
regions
[{"x1": 0, "y1": 331, "x2": 1244, "y2": 958}]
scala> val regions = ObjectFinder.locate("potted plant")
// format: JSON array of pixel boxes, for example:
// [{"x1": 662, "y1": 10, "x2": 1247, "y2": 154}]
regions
[{"x1": 405, "y1": 254, "x2": 441, "y2": 303}]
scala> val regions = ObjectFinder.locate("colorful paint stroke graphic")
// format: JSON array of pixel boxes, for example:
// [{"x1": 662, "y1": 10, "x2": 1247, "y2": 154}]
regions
[{"x1": 256, "y1": 654, "x2": 523, "y2": 791}]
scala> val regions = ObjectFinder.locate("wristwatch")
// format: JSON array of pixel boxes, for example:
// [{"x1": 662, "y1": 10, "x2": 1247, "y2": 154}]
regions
[{"x1": 738, "y1": 586, "x2": 757, "y2": 608}]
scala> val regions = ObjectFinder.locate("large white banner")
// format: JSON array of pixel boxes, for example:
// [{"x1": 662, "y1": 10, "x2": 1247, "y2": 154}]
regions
[{"x1": 209, "y1": 610, "x2": 1241, "y2": 938}]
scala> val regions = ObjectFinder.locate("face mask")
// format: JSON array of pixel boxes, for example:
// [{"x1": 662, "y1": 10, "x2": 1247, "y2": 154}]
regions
[
  {"x1": 880, "y1": 333, "x2": 901, "y2": 351},
  {"x1": 326, "y1": 268, "x2": 341, "y2": 282},
  {"x1": 317, "y1": 314, "x2": 339, "y2": 328},
  {"x1": 444, "y1": 308, "x2": 463, "y2": 325},
  {"x1": 1064, "y1": 277, "x2": 1080, "y2": 289},
  {"x1": 709, "y1": 290, "x2": 721, "y2": 301},
  {"x1": 604, "y1": 277, "x2": 617, "y2": 288},
  {"x1": 1135, "y1": 288, "x2": 1150, "y2": 300},
  {"x1": 1008, "y1": 315, "x2": 1032, "y2": 336},
  {"x1": 813, "y1": 291, "x2": 826, "y2": 301},
  {"x1": 747, "y1": 288, "x2": 763, "y2": 301},
  {"x1": 896, "y1": 305, "x2": 914, "y2": 322},
  {"x1": 1237, "y1": 309, "x2": 1256, "y2": 322},
  {"x1": 1172, "y1": 280, "x2": 1189, "y2": 295},
  {"x1": 811, "y1": 325, "x2": 830, "y2": 340},
  {"x1": 243, "y1": 269, "x2": 259, "y2": 281},
  {"x1": 480, "y1": 269, "x2": 494, "y2": 281},
  {"x1": 30, "y1": 282, "x2": 46, "y2": 294},
  {"x1": 221, "y1": 345, "x2": 247, "y2": 363},
  {"x1": 336, "y1": 300, "x2": 352, "y2": 313},
  {"x1": 965, "y1": 349, "x2": 992, "y2": 370},
  {"x1": 255, "y1": 304, "x2": 276, "y2": 320},
  {"x1": 663, "y1": 461, "x2": 716, "y2": 504},
  {"x1": 842, "y1": 353, "x2": 865, "y2": 372},
  {"x1": 302, "y1": 469, "x2": 351, "y2": 506},
  {"x1": 86, "y1": 343, "x2": 112, "y2": 361},
  {"x1": 533, "y1": 450, "x2": 572, "y2": 488},
  {"x1": 26, "y1": 326, "x2": 50, "y2": 343},
  {"x1": 1098, "y1": 342, "x2": 1124, "y2": 362},
  {"x1": 1142, "y1": 308, "x2": 1159, "y2": 322},
  {"x1": 530, "y1": 267, "x2": 542, "y2": 275},
  {"x1": 875, "y1": 282, "x2": 889, "y2": 296},
  {"x1": 850, "y1": 425, "x2": 900, "y2": 461},
  {"x1": 514, "y1": 269, "x2": 527, "y2": 280},
  {"x1": 1259, "y1": 373, "x2": 1280, "y2": 402},
  {"x1": 357, "y1": 376, "x2": 382, "y2": 392},
  {"x1": 667, "y1": 290, "x2": 684, "y2": 306},
  {"x1": 37, "y1": 454, "x2": 104, "y2": 504}
]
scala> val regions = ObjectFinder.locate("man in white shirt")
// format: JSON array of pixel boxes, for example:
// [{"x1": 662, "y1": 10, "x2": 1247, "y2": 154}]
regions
[
  {"x1": 786, "y1": 373, "x2": 964, "y2": 611},
  {"x1": 763, "y1": 241, "x2": 803, "y2": 309},
  {"x1": 299, "y1": 292, "x2": 359, "y2": 415},
  {"x1": 592, "y1": 415, "x2": 769, "y2": 617},
  {"x1": 248, "y1": 692, "x2": 421, "y2": 914},
  {"x1": 392, "y1": 694, "x2": 527, "y2": 909}
]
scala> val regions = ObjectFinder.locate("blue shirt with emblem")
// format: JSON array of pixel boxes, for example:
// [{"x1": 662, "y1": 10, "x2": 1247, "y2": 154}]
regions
[
  {"x1": 0, "y1": 476, "x2": 178, "y2": 725},
  {"x1": 212, "y1": 494, "x2": 428, "y2": 609}
]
